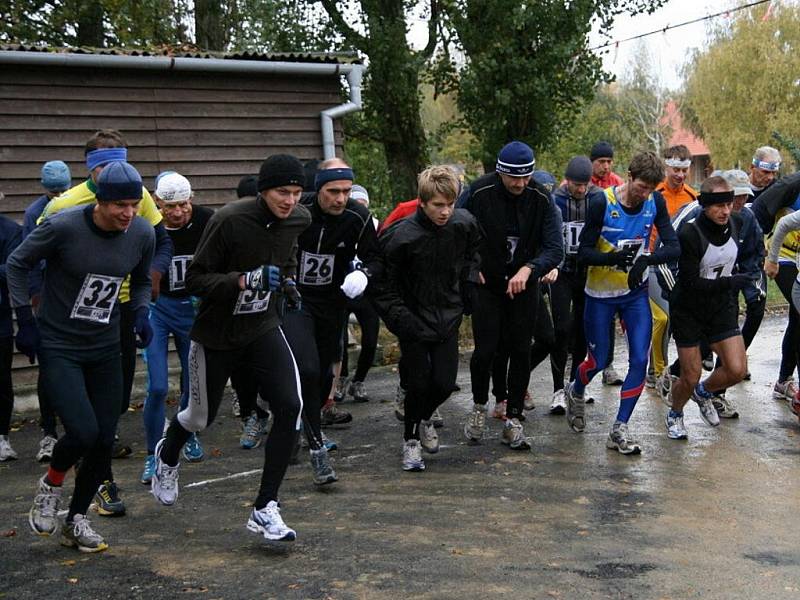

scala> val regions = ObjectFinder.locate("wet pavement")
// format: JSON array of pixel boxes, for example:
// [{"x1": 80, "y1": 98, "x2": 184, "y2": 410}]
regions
[{"x1": 1, "y1": 315, "x2": 799, "y2": 599}]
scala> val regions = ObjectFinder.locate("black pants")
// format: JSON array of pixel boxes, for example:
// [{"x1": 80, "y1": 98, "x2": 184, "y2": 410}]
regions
[
  {"x1": 231, "y1": 365, "x2": 269, "y2": 420},
  {"x1": 163, "y1": 328, "x2": 302, "y2": 508},
  {"x1": 401, "y1": 333, "x2": 459, "y2": 440},
  {"x1": 0, "y1": 337, "x2": 14, "y2": 435},
  {"x1": 39, "y1": 344, "x2": 122, "y2": 520},
  {"x1": 119, "y1": 301, "x2": 136, "y2": 414},
  {"x1": 340, "y1": 296, "x2": 380, "y2": 383},
  {"x1": 282, "y1": 305, "x2": 345, "y2": 447},
  {"x1": 470, "y1": 285, "x2": 537, "y2": 418},
  {"x1": 775, "y1": 263, "x2": 800, "y2": 381}
]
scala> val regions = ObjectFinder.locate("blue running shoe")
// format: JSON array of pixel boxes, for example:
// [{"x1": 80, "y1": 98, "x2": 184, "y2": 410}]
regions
[
  {"x1": 321, "y1": 431, "x2": 338, "y2": 452},
  {"x1": 141, "y1": 455, "x2": 156, "y2": 485},
  {"x1": 182, "y1": 434, "x2": 204, "y2": 463}
]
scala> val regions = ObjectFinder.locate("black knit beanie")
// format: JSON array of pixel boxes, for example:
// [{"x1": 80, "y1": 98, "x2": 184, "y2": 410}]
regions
[
  {"x1": 564, "y1": 156, "x2": 593, "y2": 183},
  {"x1": 590, "y1": 141, "x2": 614, "y2": 162},
  {"x1": 257, "y1": 154, "x2": 305, "y2": 192}
]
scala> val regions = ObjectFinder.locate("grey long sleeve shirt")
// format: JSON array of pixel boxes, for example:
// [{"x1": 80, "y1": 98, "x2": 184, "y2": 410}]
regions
[{"x1": 6, "y1": 205, "x2": 154, "y2": 350}]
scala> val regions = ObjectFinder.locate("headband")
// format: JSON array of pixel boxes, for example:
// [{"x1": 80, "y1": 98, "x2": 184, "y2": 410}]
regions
[
  {"x1": 698, "y1": 190, "x2": 735, "y2": 207},
  {"x1": 665, "y1": 158, "x2": 691, "y2": 168},
  {"x1": 315, "y1": 167, "x2": 354, "y2": 192},
  {"x1": 86, "y1": 147, "x2": 128, "y2": 171},
  {"x1": 752, "y1": 158, "x2": 780, "y2": 171}
]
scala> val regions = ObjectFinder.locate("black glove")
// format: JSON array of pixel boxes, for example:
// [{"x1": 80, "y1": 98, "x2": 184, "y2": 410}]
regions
[
  {"x1": 281, "y1": 278, "x2": 302, "y2": 311},
  {"x1": 15, "y1": 306, "x2": 40, "y2": 364},
  {"x1": 627, "y1": 256, "x2": 649, "y2": 290},
  {"x1": 729, "y1": 273, "x2": 755, "y2": 291},
  {"x1": 606, "y1": 245, "x2": 638, "y2": 269},
  {"x1": 133, "y1": 307, "x2": 154, "y2": 349}
]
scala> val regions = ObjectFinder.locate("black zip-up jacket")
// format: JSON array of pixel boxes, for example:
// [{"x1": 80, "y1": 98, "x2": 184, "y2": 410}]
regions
[
  {"x1": 372, "y1": 207, "x2": 481, "y2": 343},
  {"x1": 186, "y1": 196, "x2": 310, "y2": 350},
  {"x1": 461, "y1": 172, "x2": 563, "y2": 292},
  {"x1": 295, "y1": 194, "x2": 380, "y2": 310},
  {"x1": 751, "y1": 172, "x2": 800, "y2": 235}
]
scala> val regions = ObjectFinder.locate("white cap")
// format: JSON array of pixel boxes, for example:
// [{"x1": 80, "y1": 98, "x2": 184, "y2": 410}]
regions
[
  {"x1": 350, "y1": 183, "x2": 369, "y2": 205},
  {"x1": 723, "y1": 169, "x2": 754, "y2": 197},
  {"x1": 155, "y1": 172, "x2": 192, "y2": 203}
]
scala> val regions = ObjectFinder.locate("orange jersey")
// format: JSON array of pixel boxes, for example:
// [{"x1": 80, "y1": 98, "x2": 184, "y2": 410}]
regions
[{"x1": 650, "y1": 180, "x2": 698, "y2": 249}]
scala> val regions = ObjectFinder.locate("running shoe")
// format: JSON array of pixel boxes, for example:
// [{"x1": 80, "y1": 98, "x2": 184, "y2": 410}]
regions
[
  {"x1": 549, "y1": 389, "x2": 567, "y2": 415},
  {"x1": 645, "y1": 372, "x2": 657, "y2": 389},
  {"x1": 111, "y1": 441, "x2": 132, "y2": 459},
  {"x1": 36, "y1": 435, "x2": 57, "y2": 463},
  {"x1": 402, "y1": 439, "x2": 425, "y2": 471},
  {"x1": 523, "y1": 390, "x2": 535, "y2": 411},
  {"x1": 240, "y1": 414, "x2": 268, "y2": 449},
  {"x1": 247, "y1": 501, "x2": 296, "y2": 541},
  {"x1": 348, "y1": 380, "x2": 369, "y2": 403},
  {"x1": 333, "y1": 376, "x2": 347, "y2": 402},
  {"x1": 565, "y1": 383, "x2": 585, "y2": 433},
  {"x1": 743, "y1": 370, "x2": 751, "y2": 381},
  {"x1": 95, "y1": 480, "x2": 126, "y2": 517},
  {"x1": 501, "y1": 418, "x2": 531, "y2": 450},
  {"x1": 151, "y1": 439, "x2": 179, "y2": 506},
  {"x1": 321, "y1": 431, "x2": 338, "y2": 452},
  {"x1": 61, "y1": 514, "x2": 108, "y2": 553},
  {"x1": 231, "y1": 390, "x2": 240, "y2": 417},
  {"x1": 702, "y1": 354, "x2": 714, "y2": 371},
  {"x1": 430, "y1": 407, "x2": 444, "y2": 428},
  {"x1": 602, "y1": 367, "x2": 623, "y2": 386},
  {"x1": 606, "y1": 421, "x2": 642, "y2": 455},
  {"x1": 394, "y1": 385, "x2": 406, "y2": 422},
  {"x1": 0, "y1": 435, "x2": 17, "y2": 461},
  {"x1": 492, "y1": 399, "x2": 507, "y2": 419},
  {"x1": 419, "y1": 420, "x2": 439, "y2": 454},
  {"x1": 463, "y1": 403, "x2": 486, "y2": 442},
  {"x1": 691, "y1": 389, "x2": 720, "y2": 427},
  {"x1": 773, "y1": 378, "x2": 798, "y2": 402},
  {"x1": 791, "y1": 392, "x2": 800, "y2": 418},
  {"x1": 310, "y1": 447, "x2": 338, "y2": 485},
  {"x1": 29, "y1": 475, "x2": 62, "y2": 536},
  {"x1": 182, "y1": 433, "x2": 205, "y2": 462},
  {"x1": 711, "y1": 393, "x2": 739, "y2": 419},
  {"x1": 665, "y1": 412, "x2": 688, "y2": 440},
  {"x1": 141, "y1": 455, "x2": 156, "y2": 485},
  {"x1": 321, "y1": 403, "x2": 352, "y2": 427},
  {"x1": 658, "y1": 373, "x2": 676, "y2": 407}
]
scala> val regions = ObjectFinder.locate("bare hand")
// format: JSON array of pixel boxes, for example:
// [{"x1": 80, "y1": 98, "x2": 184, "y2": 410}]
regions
[
  {"x1": 540, "y1": 268, "x2": 558, "y2": 284},
  {"x1": 478, "y1": 272, "x2": 485, "y2": 285},
  {"x1": 506, "y1": 266, "x2": 532, "y2": 299},
  {"x1": 151, "y1": 269, "x2": 162, "y2": 301},
  {"x1": 765, "y1": 260, "x2": 779, "y2": 279}
]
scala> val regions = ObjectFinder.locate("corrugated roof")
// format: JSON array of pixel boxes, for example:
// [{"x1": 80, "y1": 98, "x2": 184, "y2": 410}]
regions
[{"x1": 0, "y1": 44, "x2": 362, "y2": 64}]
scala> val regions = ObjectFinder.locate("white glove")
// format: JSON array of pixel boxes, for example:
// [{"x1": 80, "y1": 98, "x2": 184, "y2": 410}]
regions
[{"x1": 340, "y1": 269, "x2": 368, "y2": 299}]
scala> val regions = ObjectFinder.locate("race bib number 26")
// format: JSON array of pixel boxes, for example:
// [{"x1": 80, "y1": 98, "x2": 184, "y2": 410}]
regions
[
  {"x1": 300, "y1": 251, "x2": 334, "y2": 286},
  {"x1": 70, "y1": 274, "x2": 123, "y2": 324}
]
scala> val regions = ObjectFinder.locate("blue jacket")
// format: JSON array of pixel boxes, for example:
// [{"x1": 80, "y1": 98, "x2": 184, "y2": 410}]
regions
[{"x1": 23, "y1": 194, "x2": 49, "y2": 296}]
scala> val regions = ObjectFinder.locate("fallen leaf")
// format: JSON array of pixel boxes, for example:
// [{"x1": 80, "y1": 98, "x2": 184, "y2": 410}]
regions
[
  {"x1": 211, "y1": 448, "x2": 222, "y2": 457},
  {"x1": 573, "y1": 496, "x2": 590, "y2": 505},
  {"x1": 67, "y1": 578, "x2": 78, "y2": 584},
  {"x1": 1, "y1": 529, "x2": 16, "y2": 538},
  {"x1": 60, "y1": 559, "x2": 76, "y2": 566}
]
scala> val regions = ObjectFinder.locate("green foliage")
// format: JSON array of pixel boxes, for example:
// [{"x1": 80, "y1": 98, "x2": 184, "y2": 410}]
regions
[{"x1": 682, "y1": 3, "x2": 800, "y2": 171}]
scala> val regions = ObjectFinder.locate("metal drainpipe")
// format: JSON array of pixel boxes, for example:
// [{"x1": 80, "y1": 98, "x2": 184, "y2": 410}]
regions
[{"x1": 0, "y1": 51, "x2": 365, "y2": 158}]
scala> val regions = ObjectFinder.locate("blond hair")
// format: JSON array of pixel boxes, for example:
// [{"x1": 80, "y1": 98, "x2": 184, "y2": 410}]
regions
[{"x1": 418, "y1": 165, "x2": 459, "y2": 203}]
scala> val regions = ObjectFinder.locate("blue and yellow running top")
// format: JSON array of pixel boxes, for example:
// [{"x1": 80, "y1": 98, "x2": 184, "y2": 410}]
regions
[
  {"x1": 769, "y1": 193, "x2": 800, "y2": 262},
  {"x1": 585, "y1": 186, "x2": 657, "y2": 299}
]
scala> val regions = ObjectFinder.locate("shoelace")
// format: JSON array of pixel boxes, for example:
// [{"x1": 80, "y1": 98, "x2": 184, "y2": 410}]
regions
[
  {"x1": 160, "y1": 464, "x2": 179, "y2": 489},
  {"x1": 73, "y1": 517, "x2": 100, "y2": 542},
  {"x1": 35, "y1": 491, "x2": 60, "y2": 516},
  {"x1": 243, "y1": 418, "x2": 260, "y2": 439},
  {"x1": 262, "y1": 505, "x2": 287, "y2": 531}
]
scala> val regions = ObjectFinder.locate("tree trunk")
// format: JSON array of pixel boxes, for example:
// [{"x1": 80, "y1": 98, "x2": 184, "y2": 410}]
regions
[
  {"x1": 75, "y1": 0, "x2": 105, "y2": 47},
  {"x1": 195, "y1": 0, "x2": 226, "y2": 51}
]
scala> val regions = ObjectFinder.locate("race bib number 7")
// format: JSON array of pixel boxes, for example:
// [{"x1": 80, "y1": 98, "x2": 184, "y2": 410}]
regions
[
  {"x1": 169, "y1": 255, "x2": 193, "y2": 291},
  {"x1": 71, "y1": 274, "x2": 123, "y2": 324},
  {"x1": 233, "y1": 289, "x2": 271, "y2": 315},
  {"x1": 300, "y1": 251, "x2": 334, "y2": 286}
]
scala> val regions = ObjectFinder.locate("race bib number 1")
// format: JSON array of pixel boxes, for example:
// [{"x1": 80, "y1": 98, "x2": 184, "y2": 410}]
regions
[
  {"x1": 70, "y1": 274, "x2": 123, "y2": 324},
  {"x1": 563, "y1": 222, "x2": 583, "y2": 255},
  {"x1": 233, "y1": 289, "x2": 271, "y2": 315},
  {"x1": 300, "y1": 251, "x2": 334, "y2": 286},
  {"x1": 169, "y1": 255, "x2": 193, "y2": 291}
]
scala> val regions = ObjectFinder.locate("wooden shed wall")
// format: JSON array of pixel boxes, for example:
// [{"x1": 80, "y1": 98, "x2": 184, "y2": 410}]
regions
[
  {"x1": 0, "y1": 61, "x2": 346, "y2": 385},
  {"x1": 0, "y1": 63, "x2": 345, "y2": 223}
]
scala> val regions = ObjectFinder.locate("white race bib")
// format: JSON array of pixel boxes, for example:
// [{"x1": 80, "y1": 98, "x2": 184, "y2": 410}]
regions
[
  {"x1": 299, "y1": 251, "x2": 334, "y2": 286},
  {"x1": 506, "y1": 236, "x2": 519, "y2": 264},
  {"x1": 563, "y1": 222, "x2": 583, "y2": 255},
  {"x1": 70, "y1": 274, "x2": 123, "y2": 324},
  {"x1": 169, "y1": 254, "x2": 193, "y2": 291},
  {"x1": 233, "y1": 289, "x2": 271, "y2": 315}
]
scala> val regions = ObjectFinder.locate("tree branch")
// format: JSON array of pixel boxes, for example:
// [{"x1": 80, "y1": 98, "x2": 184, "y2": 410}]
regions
[
  {"x1": 418, "y1": 0, "x2": 439, "y2": 60},
  {"x1": 316, "y1": 0, "x2": 367, "y2": 49}
]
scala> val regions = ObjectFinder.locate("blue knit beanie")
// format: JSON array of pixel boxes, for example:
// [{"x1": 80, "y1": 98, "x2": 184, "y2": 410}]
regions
[
  {"x1": 41, "y1": 160, "x2": 71, "y2": 192},
  {"x1": 564, "y1": 156, "x2": 593, "y2": 183},
  {"x1": 96, "y1": 161, "x2": 143, "y2": 202},
  {"x1": 496, "y1": 141, "x2": 535, "y2": 177}
]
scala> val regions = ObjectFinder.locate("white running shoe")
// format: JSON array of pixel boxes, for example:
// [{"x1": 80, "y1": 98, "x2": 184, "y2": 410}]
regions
[
  {"x1": 691, "y1": 390, "x2": 720, "y2": 427},
  {"x1": 502, "y1": 418, "x2": 531, "y2": 450},
  {"x1": 665, "y1": 412, "x2": 688, "y2": 440},
  {"x1": 602, "y1": 367, "x2": 623, "y2": 386},
  {"x1": 606, "y1": 421, "x2": 642, "y2": 455},
  {"x1": 463, "y1": 403, "x2": 486, "y2": 442},
  {"x1": 419, "y1": 420, "x2": 439, "y2": 454},
  {"x1": 36, "y1": 435, "x2": 57, "y2": 463},
  {"x1": 549, "y1": 389, "x2": 567, "y2": 415},
  {"x1": 712, "y1": 393, "x2": 739, "y2": 419},
  {"x1": 247, "y1": 501, "x2": 296, "y2": 541},
  {"x1": 29, "y1": 475, "x2": 62, "y2": 535},
  {"x1": 402, "y1": 439, "x2": 425, "y2": 471},
  {"x1": 151, "y1": 439, "x2": 180, "y2": 506},
  {"x1": 0, "y1": 435, "x2": 17, "y2": 461}
]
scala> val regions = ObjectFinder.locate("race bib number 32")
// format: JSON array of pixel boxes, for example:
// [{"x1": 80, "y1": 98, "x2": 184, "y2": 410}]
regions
[
  {"x1": 300, "y1": 251, "x2": 334, "y2": 286},
  {"x1": 70, "y1": 274, "x2": 123, "y2": 324},
  {"x1": 233, "y1": 289, "x2": 271, "y2": 315}
]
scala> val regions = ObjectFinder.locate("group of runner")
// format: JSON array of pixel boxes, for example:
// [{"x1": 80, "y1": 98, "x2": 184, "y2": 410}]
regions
[{"x1": 1, "y1": 128, "x2": 798, "y2": 553}]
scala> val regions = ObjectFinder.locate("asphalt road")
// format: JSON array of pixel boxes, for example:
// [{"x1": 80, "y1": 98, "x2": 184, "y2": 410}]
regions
[{"x1": 1, "y1": 315, "x2": 799, "y2": 600}]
